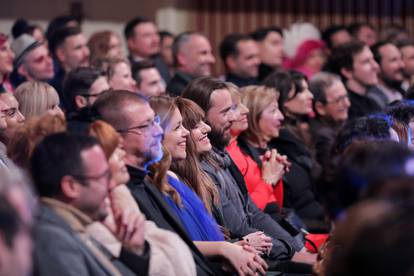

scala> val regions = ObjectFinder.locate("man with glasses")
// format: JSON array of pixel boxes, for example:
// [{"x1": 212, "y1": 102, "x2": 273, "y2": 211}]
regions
[
  {"x1": 31, "y1": 132, "x2": 150, "y2": 275},
  {"x1": 62, "y1": 67, "x2": 110, "y2": 116},
  {"x1": 94, "y1": 90, "x2": 217, "y2": 275},
  {"x1": 309, "y1": 72, "x2": 351, "y2": 165},
  {"x1": 0, "y1": 92, "x2": 25, "y2": 147}
]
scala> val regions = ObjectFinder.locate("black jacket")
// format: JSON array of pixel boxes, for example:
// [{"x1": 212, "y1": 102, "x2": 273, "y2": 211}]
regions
[
  {"x1": 225, "y1": 74, "x2": 259, "y2": 87},
  {"x1": 166, "y1": 71, "x2": 195, "y2": 97},
  {"x1": 126, "y1": 166, "x2": 218, "y2": 276},
  {"x1": 269, "y1": 129, "x2": 325, "y2": 224},
  {"x1": 347, "y1": 88, "x2": 382, "y2": 119}
]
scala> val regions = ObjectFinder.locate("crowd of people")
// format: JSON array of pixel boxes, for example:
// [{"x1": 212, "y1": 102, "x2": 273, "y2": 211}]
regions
[{"x1": 0, "y1": 14, "x2": 414, "y2": 276}]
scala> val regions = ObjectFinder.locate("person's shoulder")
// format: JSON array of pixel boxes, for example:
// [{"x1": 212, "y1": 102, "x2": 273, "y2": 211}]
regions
[{"x1": 33, "y1": 206, "x2": 77, "y2": 244}]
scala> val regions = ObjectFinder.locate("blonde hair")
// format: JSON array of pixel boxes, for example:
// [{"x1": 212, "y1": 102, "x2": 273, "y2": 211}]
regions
[
  {"x1": 14, "y1": 81, "x2": 60, "y2": 119},
  {"x1": 240, "y1": 85, "x2": 278, "y2": 145}
]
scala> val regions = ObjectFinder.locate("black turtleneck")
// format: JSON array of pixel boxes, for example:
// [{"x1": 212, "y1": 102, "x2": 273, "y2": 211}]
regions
[{"x1": 225, "y1": 73, "x2": 259, "y2": 87}]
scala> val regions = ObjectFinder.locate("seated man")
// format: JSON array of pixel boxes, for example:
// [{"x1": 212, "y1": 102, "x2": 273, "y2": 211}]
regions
[
  {"x1": 62, "y1": 67, "x2": 109, "y2": 116},
  {"x1": 10, "y1": 34, "x2": 54, "y2": 87},
  {"x1": 0, "y1": 92, "x2": 25, "y2": 148},
  {"x1": 0, "y1": 164, "x2": 34, "y2": 276},
  {"x1": 219, "y1": 33, "x2": 260, "y2": 87},
  {"x1": 94, "y1": 90, "x2": 219, "y2": 275},
  {"x1": 30, "y1": 133, "x2": 150, "y2": 275},
  {"x1": 309, "y1": 72, "x2": 351, "y2": 166},
  {"x1": 132, "y1": 60, "x2": 166, "y2": 97},
  {"x1": 167, "y1": 32, "x2": 215, "y2": 96}
]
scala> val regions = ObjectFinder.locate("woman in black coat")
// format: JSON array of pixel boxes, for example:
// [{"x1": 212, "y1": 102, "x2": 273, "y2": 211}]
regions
[{"x1": 264, "y1": 70, "x2": 327, "y2": 232}]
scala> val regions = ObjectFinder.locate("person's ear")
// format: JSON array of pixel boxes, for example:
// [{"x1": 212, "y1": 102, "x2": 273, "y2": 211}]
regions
[
  {"x1": 56, "y1": 47, "x2": 66, "y2": 64},
  {"x1": 176, "y1": 52, "x2": 187, "y2": 68},
  {"x1": 315, "y1": 101, "x2": 327, "y2": 116},
  {"x1": 60, "y1": 175, "x2": 82, "y2": 200},
  {"x1": 226, "y1": 56, "x2": 237, "y2": 72},
  {"x1": 74, "y1": 95, "x2": 87, "y2": 109},
  {"x1": 341, "y1": 67, "x2": 352, "y2": 80},
  {"x1": 17, "y1": 65, "x2": 28, "y2": 78}
]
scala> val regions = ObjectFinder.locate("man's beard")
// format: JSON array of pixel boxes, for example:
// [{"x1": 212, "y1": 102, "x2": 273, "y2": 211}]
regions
[
  {"x1": 381, "y1": 72, "x2": 404, "y2": 91},
  {"x1": 208, "y1": 124, "x2": 231, "y2": 149}
]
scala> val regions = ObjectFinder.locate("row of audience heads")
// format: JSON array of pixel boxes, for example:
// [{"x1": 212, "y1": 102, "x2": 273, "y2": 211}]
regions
[
  {"x1": 3, "y1": 16, "x2": 413, "y2": 90},
  {"x1": 1, "y1": 73, "x2": 414, "y2": 274}
]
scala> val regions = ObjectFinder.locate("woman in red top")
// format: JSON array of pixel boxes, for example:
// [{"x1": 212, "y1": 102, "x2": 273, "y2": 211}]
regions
[{"x1": 227, "y1": 84, "x2": 289, "y2": 211}]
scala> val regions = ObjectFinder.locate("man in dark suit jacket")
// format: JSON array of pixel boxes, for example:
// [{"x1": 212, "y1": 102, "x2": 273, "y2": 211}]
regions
[
  {"x1": 30, "y1": 133, "x2": 150, "y2": 276},
  {"x1": 94, "y1": 90, "x2": 218, "y2": 276},
  {"x1": 167, "y1": 32, "x2": 216, "y2": 96}
]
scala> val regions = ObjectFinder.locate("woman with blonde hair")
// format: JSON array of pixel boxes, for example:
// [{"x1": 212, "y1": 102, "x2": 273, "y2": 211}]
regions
[
  {"x1": 227, "y1": 85, "x2": 288, "y2": 211},
  {"x1": 14, "y1": 81, "x2": 64, "y2": 119}
]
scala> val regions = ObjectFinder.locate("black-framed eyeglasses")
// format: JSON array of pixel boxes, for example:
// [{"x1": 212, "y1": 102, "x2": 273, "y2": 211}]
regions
[
  {"x1": 81, "y1": 90, "x2": 107, "y2": 98},
  {"x1": 72, "y1": 169, "x2": 112, "y2": 184},
  {"x1": 326, "y1": 95, "x2": 349, "y2": 105},
  {"x1": 117, "y1": 115, "x2": 161, "y2": 135}
]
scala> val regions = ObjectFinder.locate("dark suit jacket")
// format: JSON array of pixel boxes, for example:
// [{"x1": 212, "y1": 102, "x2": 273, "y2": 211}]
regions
[
  {"x1": 166, "y1": 71, "x2": 195, "y2": 97},
  {"x1": 33, "y1": 204, "x2": 149, "y2": 276},
  {"x1": 126, "y1": 166, "x2": 218, "y2": 276}
]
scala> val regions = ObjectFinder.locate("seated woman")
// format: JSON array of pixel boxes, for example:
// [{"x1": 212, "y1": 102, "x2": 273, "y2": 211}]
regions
[
  {"x1": 264, "y1": 70, "x2": 327, "y2": 231},
  {"x1": 172, "y1": 96, "x2": 274, "y2": 256},
  {"x1": 227, "y1": 84, "x2": 288, "y2": 211},
  {"x1": 14, "y1": 81, "x2": 64, "y2": 119},
  {"x1": 174, "y1": 95, "x2": 317, "y2": 267},
  {"x1": 149, "y1": 95, "x2": 267, "y2": 275}
]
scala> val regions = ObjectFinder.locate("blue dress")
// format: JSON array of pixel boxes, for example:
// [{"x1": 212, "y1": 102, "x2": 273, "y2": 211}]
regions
[{"x1": 164, "y1": 175, "x2": 224, "y2": 241}]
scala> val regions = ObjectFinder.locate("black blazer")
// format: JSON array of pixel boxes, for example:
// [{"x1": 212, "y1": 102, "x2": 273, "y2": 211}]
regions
[{"x1": 126, "y1": 166, "x2": 219, "y2": 276}]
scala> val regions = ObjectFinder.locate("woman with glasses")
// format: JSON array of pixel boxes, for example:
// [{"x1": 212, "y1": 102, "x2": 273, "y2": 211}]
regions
[{"x1": 149, "y1": 95, "x2": 268, "y2": 276}]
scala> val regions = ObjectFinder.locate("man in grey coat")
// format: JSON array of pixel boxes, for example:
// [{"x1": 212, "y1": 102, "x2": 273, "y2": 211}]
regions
[{"x1": 30, "y1": 133, "x2": 150, "y2": 276}]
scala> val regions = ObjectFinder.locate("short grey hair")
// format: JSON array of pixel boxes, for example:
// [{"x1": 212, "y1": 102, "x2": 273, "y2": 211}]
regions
[
  {"x1": 309, "y1": 72, "x2": 341, "y2": 104},
  {"x1": 172, "y1": 31, "x2": 202, "y2": 67}
]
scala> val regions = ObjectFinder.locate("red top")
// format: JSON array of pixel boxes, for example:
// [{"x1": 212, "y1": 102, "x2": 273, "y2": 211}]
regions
[{"x1": 227, "y1": 140, "x2": 284, "y2": 210}]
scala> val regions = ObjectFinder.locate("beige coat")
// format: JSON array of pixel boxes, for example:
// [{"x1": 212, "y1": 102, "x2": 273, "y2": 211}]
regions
[{"x1": 87, "y1": 185, "x2": 196, "y2": 276}]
